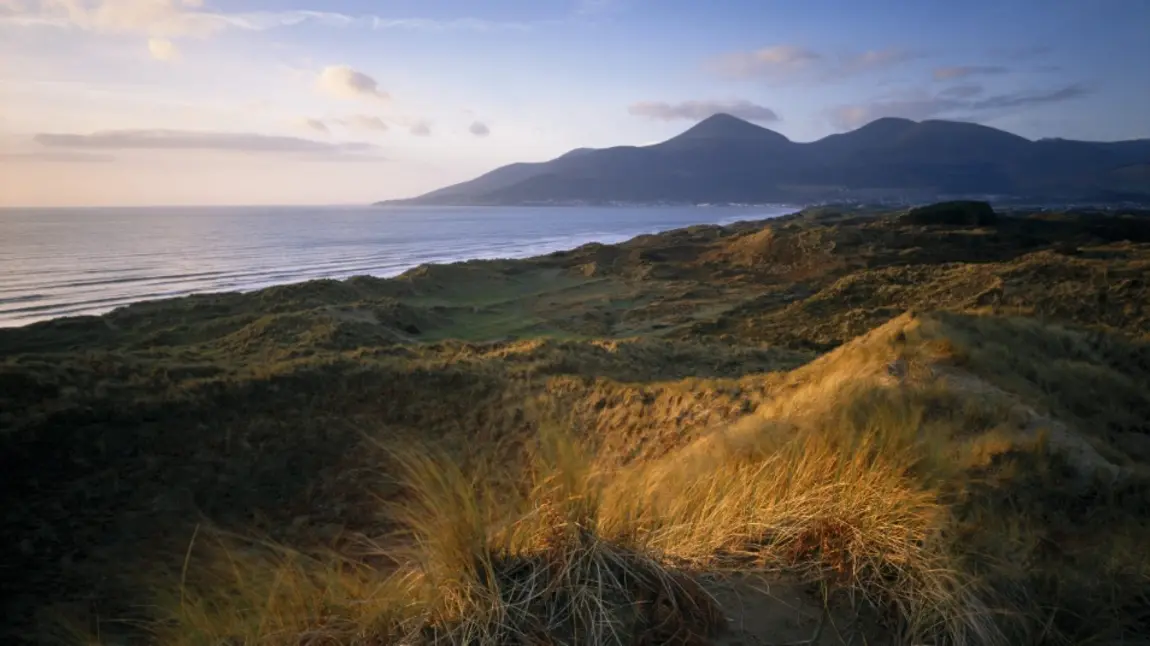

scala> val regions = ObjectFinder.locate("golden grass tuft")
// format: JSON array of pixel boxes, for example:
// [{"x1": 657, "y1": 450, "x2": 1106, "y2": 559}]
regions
[
  {"x1": 386, "y1": 425, "x2": 727, "y2": 646},
  {"x1": 597, "y1": 382, "x2": 1006, "y2": 646},
  {"x1": 152, "y1": 427, "x2": 727, "y2": 646},
  {"x1": 387, "y1": 377, "x2": 1007, "y2": 645}
]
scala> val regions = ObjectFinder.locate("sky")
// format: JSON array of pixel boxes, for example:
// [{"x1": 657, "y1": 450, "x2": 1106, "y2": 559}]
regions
[{"x1": 1, "y1": 0, "x2": 1148, "y2": 207}]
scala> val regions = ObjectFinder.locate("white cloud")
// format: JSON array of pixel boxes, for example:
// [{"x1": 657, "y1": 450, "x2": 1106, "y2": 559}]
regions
[
  {"x1": 317, "y1": 65, "x2": 389, "y2": 102},
  {"x1": 628, "y1": 99, "x2": 780, "y2": 123},
  {"x1": 409, "y1": 121, "x2": 431, "y2": 137},
  {"x1": 147, "y1": 36, "x2": 177, "y2": 61},
  {"x1": 468, "y1": 121, "x2": 490, "y2": 137}
]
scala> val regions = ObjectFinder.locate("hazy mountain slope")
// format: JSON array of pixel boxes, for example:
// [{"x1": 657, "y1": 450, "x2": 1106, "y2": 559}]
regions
[{"x1": 378, "y1": 114, "x2": 1150, "y2": 205}]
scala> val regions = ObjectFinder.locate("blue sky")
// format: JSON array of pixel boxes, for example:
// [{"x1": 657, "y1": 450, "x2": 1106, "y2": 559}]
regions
[{"x1": 1, "y1": 0, "x2": 1147, "y2": 206}]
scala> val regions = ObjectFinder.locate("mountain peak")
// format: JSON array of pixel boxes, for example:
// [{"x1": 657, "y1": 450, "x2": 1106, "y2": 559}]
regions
[
  {"x1": 864, "y1": 115, "x2": 915, "y2": 129},
  {"x1": 385, "y1": 114, "x2": 1149, "y2": 206},
  {"x1": 854, "y1": 117, "x2": 918, "y2": 135},
  {"x1": 666, "y1": 113, "x2": 790, "y2": 145},
  {"x1": 822, "y1": 117, "x2": 1032, "y2": 151},
  {"x1": 697, "y1": 112, "x2": 757, "y2": 128},
  {"x1": 868, "y1": 116, "x2": 917, "y2": 126}
]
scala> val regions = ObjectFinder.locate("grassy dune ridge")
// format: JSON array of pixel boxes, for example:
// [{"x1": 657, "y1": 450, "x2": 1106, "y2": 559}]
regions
[{"x1": 2, "y1": 202, "x2": 1150, "y2": 644}]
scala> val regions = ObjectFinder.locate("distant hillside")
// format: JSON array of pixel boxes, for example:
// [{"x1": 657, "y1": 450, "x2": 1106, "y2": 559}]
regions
[{"x1": 378, "y1": 114, "x2": 1150, "y2": 206}]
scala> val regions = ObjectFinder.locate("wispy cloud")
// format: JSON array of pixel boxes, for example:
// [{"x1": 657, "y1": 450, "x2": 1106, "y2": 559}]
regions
[
  {"x1": 33, "y1": 129, "x2": 383, "y2": 159},
  {"x1": 0, "y1": 151, "x2": 116, "y2": 163},
  {"x1": 827, "y1": 84, "x2": 1091, "y2": 130},
  {"x1": 706, "y1": 45, "x2": 822, "y2": 80},
  {"x1": 0, "y1": 2, "x2": 535, "y2": 36},
  {"x1": 298, "y1": 118, "x2": 330, "y2": 134},
  {"x1": 969, "y1": 85, "x2": 1089, "y2": 110},
  {"x1": 829, "y1": 100, "x2": 952, "y2": 130},
  {"x1": 243, "y1": 13, "x2": 534, "y2": 33},
  {"x1": 938, "y1": 84, "x2": 984, "y2": 99},
  {"x1": 708, "y1": 44, "x2": 921, "y2": 83},
  {"x1": 334, "y1": 114, "x2": 389, "y2": 133},
  {"x1": 468, "y1": 121, "x2": 491, "y2": 137},
  {"x1": 409, "y1": 121, "x2": 432, "y2": 137},
  {"x1": 932, "y1": 65, "x2": 1009, "y2": 81},
  {"x1": 317, "y1": 65, "x2": 389, "y2": 102},
  {"x1": 987, "y1": 44, "x2": 1052, "y2": 61},
  {"x1": 299, "y1": 115, "x2": 390, "y2": 134},
  {"x1": 2, "y1": 0, "x2": 235, "y2": 37},
  {"x1": 628, "y1": 99, "x2": 780, "y2": 123},
  {"x1": 837, "y1": 48, "x2": 923, "y2": 76}
]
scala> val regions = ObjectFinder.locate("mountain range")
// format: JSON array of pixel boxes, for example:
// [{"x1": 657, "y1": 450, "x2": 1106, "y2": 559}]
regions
[{"x1": 378, "y1": 114, "x2": 1150, "y2": 206}]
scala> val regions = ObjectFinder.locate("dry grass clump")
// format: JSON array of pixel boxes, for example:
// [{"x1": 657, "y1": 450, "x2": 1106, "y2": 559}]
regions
[
  {"x1": 598, "y1": 382, "x2": 1005, "y2": 646},
  {"x1": 384, "y1": 428, "x2": 726, "y2": 646},
  {"x1": 152, "y1": 428, "x2": 726, "y2": 646},
  {"x1": 386, "y1": 368, "x2": 1010, "y2": 645}
]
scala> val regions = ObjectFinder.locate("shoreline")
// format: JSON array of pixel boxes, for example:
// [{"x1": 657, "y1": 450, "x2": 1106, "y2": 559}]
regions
[{"x1": 0, "y1": 205, "x2": 797, "y2": 330}]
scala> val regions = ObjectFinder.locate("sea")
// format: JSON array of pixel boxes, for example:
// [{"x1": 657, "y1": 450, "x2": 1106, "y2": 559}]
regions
[{"x1": 0, "y1": 204, "x2": 795, "y2": 328}]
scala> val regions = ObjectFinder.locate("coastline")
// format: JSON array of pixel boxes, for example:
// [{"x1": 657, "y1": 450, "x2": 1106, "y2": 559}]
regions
[{"x1": 0, "y1": 204, "x2": 796, "y2": 329}]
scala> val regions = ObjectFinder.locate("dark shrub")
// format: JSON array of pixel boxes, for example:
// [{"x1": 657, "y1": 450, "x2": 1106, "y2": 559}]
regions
[{"x1": 901, "y1": 201, "x2": 998, "y2": 227}]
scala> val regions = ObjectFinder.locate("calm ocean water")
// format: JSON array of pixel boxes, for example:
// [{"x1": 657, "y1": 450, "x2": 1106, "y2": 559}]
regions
[{"x1": 0, "y1": 204, "x2": 794, "y2": 328}]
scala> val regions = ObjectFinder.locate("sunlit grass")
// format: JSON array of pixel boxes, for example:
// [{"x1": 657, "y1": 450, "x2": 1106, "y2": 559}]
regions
[{"x1": 154, "y1": 377, "x2": 1012, "y2": 645}]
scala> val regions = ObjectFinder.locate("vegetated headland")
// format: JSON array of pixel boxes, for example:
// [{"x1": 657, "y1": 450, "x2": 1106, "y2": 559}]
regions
[{"x1": 2, "y1": 201, "x2": 1150, "y2": 645}]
